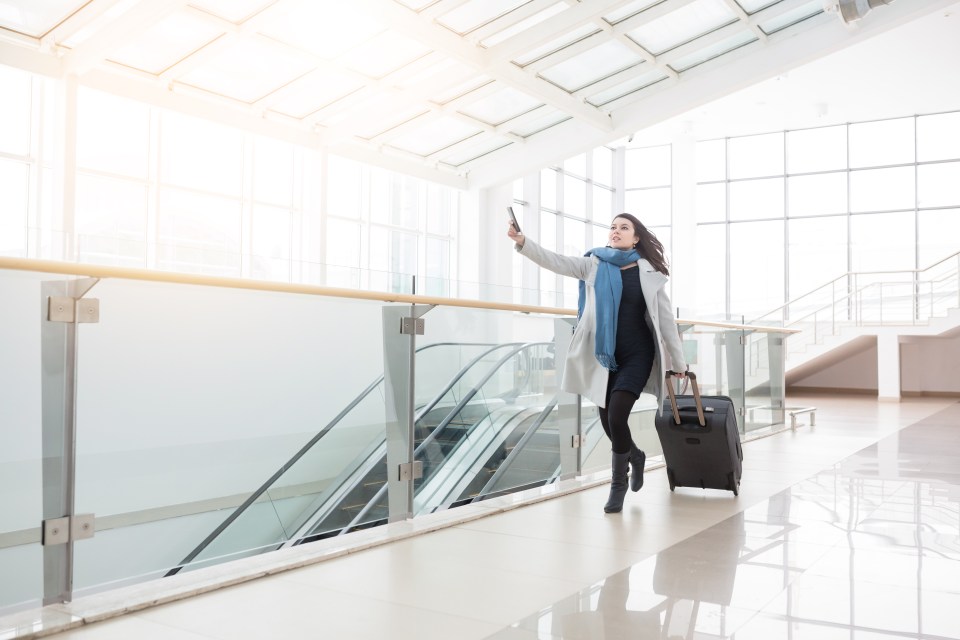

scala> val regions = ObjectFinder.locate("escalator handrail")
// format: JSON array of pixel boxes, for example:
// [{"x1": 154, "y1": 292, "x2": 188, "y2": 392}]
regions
[
  {"x1": 471, "y1": 395, "x2": 560, "y2": 500},
  {"x1": 166, "y1": 341, "x2": 501, "y2": 576},
  {"x1": 277, "y1": 342, "x2": 531, "y2": 545},
  {"x1": 338, "y1": 341, "x2": 550, "y2": 536}
]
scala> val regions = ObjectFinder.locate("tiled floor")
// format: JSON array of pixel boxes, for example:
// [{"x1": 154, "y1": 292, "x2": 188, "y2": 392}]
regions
[{"x1": 4, "y1": 394, "x2": 959, "y2": 639}]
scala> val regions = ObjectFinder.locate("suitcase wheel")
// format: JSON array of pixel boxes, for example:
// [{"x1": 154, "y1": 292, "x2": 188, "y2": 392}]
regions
[
  {"x1": 667, "y1": 468, "x2": 676, "y2": 492},
  {"x1": 728, "y1": 472, "x2": 739, "y2": 496}
]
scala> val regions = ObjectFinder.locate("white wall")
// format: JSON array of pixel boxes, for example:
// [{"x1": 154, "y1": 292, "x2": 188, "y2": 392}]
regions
[
  {"x1": 788, "y1": 332, "x2": 960, "y2": 396},
  {"x1": 789, "y1": 342, "x2": 879, "y2": 393},
  {"x1": 901, "y1": 334, "x2": 960, "y2": 395}
]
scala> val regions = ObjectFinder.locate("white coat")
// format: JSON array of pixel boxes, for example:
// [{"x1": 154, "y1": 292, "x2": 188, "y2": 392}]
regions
[{"x1": 517, "y1": 238, "x2": 687, "y2": 412}]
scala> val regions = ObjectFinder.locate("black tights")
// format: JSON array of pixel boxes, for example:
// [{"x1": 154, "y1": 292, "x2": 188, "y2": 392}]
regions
[{"x1": 598, "y1": 390, "x2": 639, "y2": 455}]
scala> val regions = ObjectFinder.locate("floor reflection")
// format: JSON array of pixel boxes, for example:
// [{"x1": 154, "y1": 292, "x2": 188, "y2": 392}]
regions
[{"x1": 494, "y1": 410, "x2": 960, "y2": 640}]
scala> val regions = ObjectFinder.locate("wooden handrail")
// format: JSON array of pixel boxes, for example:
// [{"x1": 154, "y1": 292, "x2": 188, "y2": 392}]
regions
[{"x1": 0, "y1": 257, "x2": 575, "y2": 316}]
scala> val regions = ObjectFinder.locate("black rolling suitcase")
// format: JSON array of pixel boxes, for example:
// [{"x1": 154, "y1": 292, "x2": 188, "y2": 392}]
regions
[{"x1": 654, "y1": 371, "x2": 742, "y2": 495}]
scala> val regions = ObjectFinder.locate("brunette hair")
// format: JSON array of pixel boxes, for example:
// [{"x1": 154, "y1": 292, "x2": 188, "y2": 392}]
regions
[{"x1": 614, "y1": 213, "x2": 670, "y2": 275}]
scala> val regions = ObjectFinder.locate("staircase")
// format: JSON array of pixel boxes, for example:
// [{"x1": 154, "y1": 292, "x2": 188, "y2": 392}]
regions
[{"x1": 751, "y1": 251, "x2": 960, "y2": 378}]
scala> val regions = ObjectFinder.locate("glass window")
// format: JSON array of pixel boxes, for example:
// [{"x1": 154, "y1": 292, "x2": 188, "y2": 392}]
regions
[
  {"x1": 369, "y1": 171, "x2": 390, "y2": 224},
  {"x1": 157, "y1": 187, "x2": 242, "y2": 274},
  {"x1": 849, "y1": 118, "x2": 914, "y2": 168},
  {"x1": 157, "y1": 187, "x2": 239, "y2": 252},
  {"x1": 0, "y1": 64, "x2": 32, "y2": 156},
  {"x1": 539, "y1": 211, "x2": 558, "y2": 303},
  {"x1": 540, "y1": 169, "x2": 557, "y2": 210},
  {"x1": 625, "y1": 187, "x2": 670, "y2": 226},
  {"x1": 75, "y1": 173, "x2": 147, "y2": 246},
  {"x1": 625, "y1": 145, "x2": 670, "y2": 188},
  {"x1": 592, "y1": 184, "x2": 612, "y2": 222},
  {"x1": 849, "y1": 167, "x2": 915, "y2": 212},
  {"x1": 696, "y1": 182, "x2": 725, "y2": 223},
  {"x1": 0, "y1": 159, "x2": 29, "y2": 256},
  {"x1": 695, "y1": 224, "x2": 726, "y2": 317},
  {"x1": 696, "y1": 139, "x2": 725, "y2": 182},
  {"x1": 251, "y1": 204, "x2": 292, "y2": 281},
  {"x1": 160, "y1": 111, "x2": 243, "y2": 196},
  {"x1": 564, "y1": 153, "x2": 587, "y2": 177},
  {"x1": 786, "y1": 125, "x2": 846, "y2": 174},
  {"x1": 563, "y1": 174, "x2": 586, "y2": 216},
  {"x1": 512, "y1": 177, "x2": 523, "y2": 202},
  {"x1": 917, "y1": 161, "x2": 960, "y2": 208},
  {"x1": 850, "y1": 211, "x2": 915, "y2": 273},
  {"x1": 593, "y1": 147, "x2": 613, "y2": 186},
  {"x1": 788, "y1": 217, "x2": 847, "y2": 300},
  {"x1": 918, "y1": 208, "x2": 960, "y2": 266},
  {"x1": 252, "y1": 136, "x2": 294, "y2": 206},
  {"x1": 729, "y1": 177, "x2": 784, "y2": 220},
  {"x1": 424, "y1": 237, "x2": 449, "y2": 296},
  {"x1": 328, "y1": 156, "x2": 362, "y2": 219},
  {"x1": 592, "y1": 222, "x2": 608, "y2": 248},
  {"x1": 730, "y1": 220, "x2": 784, "y2": 317},
  {"x1": 425, "y1": 185, "x2": 453, "y2": 235},
  {"x1": 563, "y1": 216, "x2": 586, "y2": 256},
  {"x1": 77, "y1": 87, "x2": 150, "y2": 179},
  {"x1": 917, "y1": 112, "x2": 960, "y2": 163},
  {"x1": 326, "y1": 217, "x2": 360, "y2": 268},
  {"x1": 728, "y1": 132, "x2": 783, "y2": 179},
  {"x1": 787, "y1": 173, "x2": 847, "y2": 217}
]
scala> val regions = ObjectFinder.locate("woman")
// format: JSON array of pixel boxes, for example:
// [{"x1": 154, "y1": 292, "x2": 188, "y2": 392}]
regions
[{"x1": 508, "y1": 213, "x2": 687, "y2": 513}]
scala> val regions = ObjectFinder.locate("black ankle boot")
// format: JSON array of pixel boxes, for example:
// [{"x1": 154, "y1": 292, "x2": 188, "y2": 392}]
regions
[
  {"x1": 629, "y1": 444, "x2": 646, "y2": 492},
  {"x1": 604, "y1": 451, "x2": 631, "y2": 513}
]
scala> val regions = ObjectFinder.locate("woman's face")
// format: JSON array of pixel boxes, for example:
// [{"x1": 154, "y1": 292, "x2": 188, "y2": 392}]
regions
[{"x1": 608, "y1": 217, "x2": 639, "y2": 250}]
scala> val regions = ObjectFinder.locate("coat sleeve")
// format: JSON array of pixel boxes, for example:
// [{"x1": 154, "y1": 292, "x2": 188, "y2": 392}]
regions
[
  {"x1": 515, "y1": 238, "x2": 592, "y2": 281},
  {"x1": 656, "y1": 286, "x2": 688, "y2": 373}
]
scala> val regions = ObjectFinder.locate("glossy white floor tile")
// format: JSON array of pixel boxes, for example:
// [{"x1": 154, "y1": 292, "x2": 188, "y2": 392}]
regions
[{"x1": 6, "y1": 395, "x2": 959, "y2": 640}]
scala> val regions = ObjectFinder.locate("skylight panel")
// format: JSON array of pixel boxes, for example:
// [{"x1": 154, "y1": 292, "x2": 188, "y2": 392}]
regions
[
  {"x1": 336, "y1": 31, "x2": 432, "y2": 80},
  {"x1": 457, "y1": 87, "x2": 542, "y2": 126},
  {"x1": 602, "y1": 0, "x2": 663, "y2": 25},
  {"x1": 436, "y1": 0, "x2": 528, "y2": 35},
  {"x1": 733, "y1": 0, "x2": 782, "y2": 13},
  {"x1": 189, "y1": 0, "x2": 275, "y2": 24},
  {"x1": 539, "y1": 40, "x2": 645, "y2": 93},
  {"x1": 507, "y1": 108, "x2": 570, "y2": 137},
  {"x1": 584, "y1": 69, "x2": 669, "y2": 107},
  {"x1": 267, "y1": 69, "x2": 367, "y2": 120},
  {"x1": 388, "y1": 116, "x2": 484, "y2": 156},
  {"x1": 260, "y1": 3, "x2": 385, "y2": 59},
  {"x1": 625, "y1": 0, "x2": 738, "y2": 55},
  {"x1": 108, "y1": 11, "x2": 223, "y2": 75},
  {"x1": 512, "y1": 24, "x2": 598, "y2": 66},
  {"x1": 178, "y1": 37, "x2": 316, "y2": 103},
  {"x1": 758, "y1": 1, "x2": 824, "y2": 35},
  {"x1": 479, "y1": 3, "x2": 567, "y2": 48},
  {"x1": 440, "y1": 138, "x2": 513, "y2": 167},
  {"x1": 0, "y1": 0, "x2": 87, "y2": 37},
  {"x1": 669, "y1": 31, "x2": 757, "y2": 73}
]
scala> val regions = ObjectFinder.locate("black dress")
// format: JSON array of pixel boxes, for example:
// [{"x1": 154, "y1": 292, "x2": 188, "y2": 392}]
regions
[{"x1": 607, "y1": 265, "x2": 655, "y2": 400}]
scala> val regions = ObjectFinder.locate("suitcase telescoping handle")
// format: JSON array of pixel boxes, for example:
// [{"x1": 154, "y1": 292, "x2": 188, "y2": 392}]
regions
[{"x1": 665, "y1": 370, "x2": 706, "y2": 427}]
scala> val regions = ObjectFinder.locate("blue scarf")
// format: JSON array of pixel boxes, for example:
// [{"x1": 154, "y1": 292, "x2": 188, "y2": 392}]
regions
[{"x1": 578, "y1": 247, "x2": 641, "y2": 371}]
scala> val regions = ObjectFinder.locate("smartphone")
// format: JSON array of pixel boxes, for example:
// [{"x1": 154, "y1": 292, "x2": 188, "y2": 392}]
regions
[{"x1": 507, "y1": 206, "x2": 521, "y2": 234}]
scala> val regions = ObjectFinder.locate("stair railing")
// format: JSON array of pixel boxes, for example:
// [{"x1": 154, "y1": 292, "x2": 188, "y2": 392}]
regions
[{"x1": 751, "y1": 250, "x2": 960, "y2": 355}]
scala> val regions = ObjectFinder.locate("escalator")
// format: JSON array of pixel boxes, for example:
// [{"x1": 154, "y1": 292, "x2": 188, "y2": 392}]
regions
[{"x1": 168, "y1": 340, "x2": 567, "y2": 574}]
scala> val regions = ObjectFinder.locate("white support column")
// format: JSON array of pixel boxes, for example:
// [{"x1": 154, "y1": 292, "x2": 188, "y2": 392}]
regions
[{"x1": 877, "y1": 333, "x2": 901, "y2": 402}]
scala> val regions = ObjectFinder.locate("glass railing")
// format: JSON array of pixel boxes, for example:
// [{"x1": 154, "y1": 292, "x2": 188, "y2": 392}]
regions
[
  {"x1": 0, "y1": 257, "x2": 794, "y2": 614},
  {"x1": 751, "y1": 250, "x2": 960, "y2": 358}
]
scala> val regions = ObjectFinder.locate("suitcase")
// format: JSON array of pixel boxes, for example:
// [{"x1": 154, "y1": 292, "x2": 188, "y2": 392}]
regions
[{"x1": 654, "y1": 371, "x2": 742, "y2": 495}]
